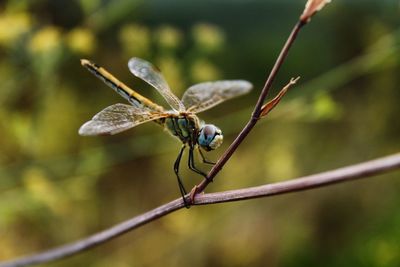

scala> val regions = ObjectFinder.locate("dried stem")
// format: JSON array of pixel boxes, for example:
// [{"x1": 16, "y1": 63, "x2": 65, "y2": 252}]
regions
[
  {"x1": 2, "y1": 153, "x2": 400, "y2": 267},
  {"x1": 195, "y1": 153, "x2": 400, "y2": 204},
  {"x1": 191, "y1": 20, "x2": 306, "y2": 201}
]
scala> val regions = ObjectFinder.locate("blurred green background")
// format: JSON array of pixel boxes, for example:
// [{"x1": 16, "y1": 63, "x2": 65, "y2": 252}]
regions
[{"x1": 0, "y1": 0, "x2": 399, "y2": 266}]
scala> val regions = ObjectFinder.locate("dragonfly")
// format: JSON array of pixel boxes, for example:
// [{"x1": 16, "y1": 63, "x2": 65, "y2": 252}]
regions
[{"x1": 79, "y1": 57, "x2": 253, "y2": 205}]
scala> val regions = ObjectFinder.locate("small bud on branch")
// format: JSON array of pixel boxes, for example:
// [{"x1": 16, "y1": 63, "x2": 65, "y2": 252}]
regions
[{"x1": 300, "y1": 0, "x2": 332, "y2": 23}]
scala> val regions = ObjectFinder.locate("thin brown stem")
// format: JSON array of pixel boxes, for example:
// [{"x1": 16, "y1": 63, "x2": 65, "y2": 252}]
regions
[
  {"x1": 2, "y1": 153, "x2": 400, "y2": 267},
  {"x1": 192, "y1": 20, "x2": 306, "y2": 199},
  {"x1": 195, "y1": 153, "x2": 400, "y2": 204},
  {"x1": 0, "y1": 200, "x2": 185, "y2": 267}
]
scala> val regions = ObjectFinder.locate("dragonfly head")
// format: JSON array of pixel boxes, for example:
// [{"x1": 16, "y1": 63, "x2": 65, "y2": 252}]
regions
[{"x1": 198, "y1": 124, "x2": 223, "y2": 151}]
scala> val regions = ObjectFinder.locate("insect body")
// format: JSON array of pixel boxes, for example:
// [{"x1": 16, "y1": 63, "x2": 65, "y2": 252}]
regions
[{"x1": 79, "y1": 58, "x2": 252, "y2": 205}]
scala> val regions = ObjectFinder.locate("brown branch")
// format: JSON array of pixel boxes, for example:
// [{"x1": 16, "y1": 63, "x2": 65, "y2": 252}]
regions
[
  {"x1": 190, "y1": 0, "x2": 332, "y2": 202},
  {"x1": 0, "y1": 200, "x2": 184, "y2": 267},
  {"x1": 2, "y1": 153, "x2": 400, "y2": 267},
  {"x1": 190, "y1": 19, "x2": 306, "y2": 201},
  {"x1": 194, "y1": 153, "x2": 400, "y2": 204},
  {"x1": 192, "y1": 0, "x2": 333, "y2": 199}
]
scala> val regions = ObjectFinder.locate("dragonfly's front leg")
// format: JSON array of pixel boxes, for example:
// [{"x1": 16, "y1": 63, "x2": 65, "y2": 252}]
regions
[
  {"x1": 188, "y1": 146, "x2": 208, "y2": 178},
  {"x1": 174, "y1": 145, "x2": 190, "y2": 207},
  {"x1": 198, "y1": 147, "x2": 216, "y2": 165}
]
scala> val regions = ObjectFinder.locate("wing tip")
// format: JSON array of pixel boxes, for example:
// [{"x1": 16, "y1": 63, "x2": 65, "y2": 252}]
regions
[
  {"x1": 224, "y1": 80, "x2": 253, "y2": 94},
  {"x1": 239, "y1": 80, "x2": 253, "y2": 92},
  {"x1": 78, "y1": 121, "x2": 109, "y2": 136},
  {"x1": 78, "y1": 122, "x2": 92, "y2": 136},
  {"x1": 78, "y1": 123, "x2": 113, "y2": 136}
]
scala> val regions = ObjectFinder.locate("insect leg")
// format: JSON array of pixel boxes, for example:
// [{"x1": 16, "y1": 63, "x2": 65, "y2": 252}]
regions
[
  {"x1": 188, "y1": 146, "x2": 208, "y2": 178},
  {"x1": 198, "y1": 147, "x2": 216, "y2": 165},
  {"x1": 174, "y1": 145, "x2": 189, "y2": 207}
]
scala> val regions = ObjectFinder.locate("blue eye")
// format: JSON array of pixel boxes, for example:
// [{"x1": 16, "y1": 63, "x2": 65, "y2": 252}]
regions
[{"x1": 198, "y1": 124, "x2": 223, "y2": 150}]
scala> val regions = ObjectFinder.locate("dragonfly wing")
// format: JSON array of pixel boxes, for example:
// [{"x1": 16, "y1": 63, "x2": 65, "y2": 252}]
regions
[
  {"x1": 128, "y1": 57, "x2": 186, "y2": 111},
  {"x1": 182, "y1": 80, "x2": 253, "y2": 114},
  {"x1": 79, "y1": 103, "x2": 167, "y2": 136}
]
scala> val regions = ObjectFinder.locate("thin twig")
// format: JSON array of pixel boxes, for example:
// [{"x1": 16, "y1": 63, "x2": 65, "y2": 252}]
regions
[
  {"x1": 2, "y1": 153, "x2": 400, "y2": 267},
  {"x1": 191, "y1": 20, "x2": 306, "y2": 200},
  {"x1": 195, "y1": 153, "x2": 400, "y2": 204},
  {"x1": 0, "y1": 200, "x2": 185, "y2": 267}
]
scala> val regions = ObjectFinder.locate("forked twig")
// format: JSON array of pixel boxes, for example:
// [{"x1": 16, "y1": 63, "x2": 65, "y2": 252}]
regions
[
  {"x1": 190, "y1": 21, "x2": 305, "y2": 200},
  {"x1": 190, "y1": 0, "x2": 332, "y2": 202}
]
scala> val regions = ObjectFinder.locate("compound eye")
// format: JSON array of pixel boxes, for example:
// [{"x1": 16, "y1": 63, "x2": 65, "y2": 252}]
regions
[
  {"x1": 198, "y1": 124, "x2": 223, "y2": 150},
  {"x1": 202, "y1": 125, "x2": 216, "y2": 140}
]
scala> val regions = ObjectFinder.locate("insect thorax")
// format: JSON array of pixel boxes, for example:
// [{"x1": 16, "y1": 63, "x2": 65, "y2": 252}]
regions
[{"x1": 163, "y1": 114, "x2": 200, "y2": 145}]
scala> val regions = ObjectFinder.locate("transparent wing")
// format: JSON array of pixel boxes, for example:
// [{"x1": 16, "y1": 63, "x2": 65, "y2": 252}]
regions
[
  {"x1": 79, "y1": 103, "x2": 168, "y2": 136},
  {"x1": 128, "y1": 57, "x2": 186, "y2": 111},
  {"x1": 182, "y1": 80, "x2": 253, "y2": 114}
]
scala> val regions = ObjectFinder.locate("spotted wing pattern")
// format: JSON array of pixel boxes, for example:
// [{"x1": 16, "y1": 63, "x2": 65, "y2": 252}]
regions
[
  {"x1": 79, "y1": 103, "x2": 168, "y2": 136},
  {"x1": 128, "y1": 57, "x2": 186, "y2": 111},
  {"x1": 182, "y1": 80, "x2": 253, "y2": 114}
]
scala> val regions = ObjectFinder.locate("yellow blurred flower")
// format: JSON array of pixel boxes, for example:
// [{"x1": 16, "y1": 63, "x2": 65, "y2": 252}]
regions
[
  {"x1": 155, "y1": 25, "x2": 182, "y2": 50},
  {"x1": 190, "y1": 59, "x2": 220, "y2": 82},
  {"x1": 24, "y1": 168, "x2": 51, "y2": 196},
  {"x1": 119, "y1": 24, "x2": 150, "y2": 57},
  {"x1": 23, "y1": 167, "x2": 72, "y2": 216},
  {"x1": 264, "y1": 142, "x2": 298, "y2": 182},
  {"x1": 0, "y1": 12, "x2": 31, "y2": 46},
  {"x1": 66, "y1": 27, "x2": 96, "y2": 55},
  {"x1": 29, "y1": 26, "x2": 62, "y2": 54},
  {"x1": 374, "y1": 240, "x2": 398, "y2": 266},
  {"x1": 192, "y1": 23, "x2": 225, "y2": 52},
  {"x1": 312, "y1": 92, "x2": 342, "y2": 120},
  {"x1": 23, "y1": 168, "x2": 62, "y2": 212}
]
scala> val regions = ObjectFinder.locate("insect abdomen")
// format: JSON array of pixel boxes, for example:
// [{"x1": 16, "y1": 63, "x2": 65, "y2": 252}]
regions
[{"x1": 81, "y1": 59, "x2": 164, "y2": 112}]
